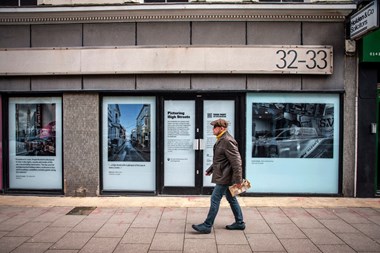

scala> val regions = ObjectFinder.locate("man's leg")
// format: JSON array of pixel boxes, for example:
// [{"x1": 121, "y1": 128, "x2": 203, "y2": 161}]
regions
[
  {"x1": 192, "y1": 184, "x2": 226, "y2": 233},
  {"x1": 225, "y1": 188, "x2": 245, "y2": 230},
  {"x1": 204, "y1": 184, "x2": 226, "y2": 227}
]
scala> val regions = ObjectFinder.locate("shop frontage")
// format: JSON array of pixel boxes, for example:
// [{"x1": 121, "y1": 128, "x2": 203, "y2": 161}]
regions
[{"x1": 0, "y1": 2, "x2": 357, "y2": 197}]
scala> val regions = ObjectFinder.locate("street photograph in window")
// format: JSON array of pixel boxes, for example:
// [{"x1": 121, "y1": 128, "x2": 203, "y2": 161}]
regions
[
  {"x1": 15, "y1": 104, "x2": 56, "y2": 156},
  {"x1": 252, "y1": 103, "x2": 334, "y2": 158},
  {"x1": 108, "y1": 104, "x2": 151, "y2": 162}
]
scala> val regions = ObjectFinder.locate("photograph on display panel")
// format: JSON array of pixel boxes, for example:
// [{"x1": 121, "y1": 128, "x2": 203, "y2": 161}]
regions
[
  {"x1": 15, "y1": 104, "x2": 56, "y2": 156},
  {"x1": 252, "y1": 102, "x2": 334, "y2": 159},
  {"x1": 108, "y1": 104, "x2": 151, "y2": 162}
]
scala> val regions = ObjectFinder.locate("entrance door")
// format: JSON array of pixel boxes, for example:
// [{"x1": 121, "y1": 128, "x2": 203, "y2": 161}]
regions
[{"x1": 161, "y1": 94, "x2": 241, "y2": 195}]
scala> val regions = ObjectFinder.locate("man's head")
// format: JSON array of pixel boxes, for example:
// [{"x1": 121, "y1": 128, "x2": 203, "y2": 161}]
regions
[{"x1": 211, "y1": 119, "x2": 228, "y2": 135}]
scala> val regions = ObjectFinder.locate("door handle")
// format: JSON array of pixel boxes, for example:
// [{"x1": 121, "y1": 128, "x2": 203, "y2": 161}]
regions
[
  {"x1": 193, "y1": 139, "x2": 204, "y2": 150},
  {"x1": 199, "y1": 139, "x2": 205, "y2": 150},
  {"x1": 193, "y1": 139, "x2": 199, "y2": 150}
]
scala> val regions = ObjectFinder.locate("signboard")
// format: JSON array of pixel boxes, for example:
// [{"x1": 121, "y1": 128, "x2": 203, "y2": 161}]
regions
[
  {"x1": 350, "y1": 0, "x2": 379, "y2": 40},
  {"x1": 0, "y1": 46, "x2": 333, "y2": 75},
  {"x1": 360, "y1": 28, "x2": 380, "y2": 62}
]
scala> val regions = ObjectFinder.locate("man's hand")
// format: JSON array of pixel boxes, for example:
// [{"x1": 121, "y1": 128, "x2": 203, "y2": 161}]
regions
[{"x1": 205, "y1": 171, "x2": 212, "y2": 176}]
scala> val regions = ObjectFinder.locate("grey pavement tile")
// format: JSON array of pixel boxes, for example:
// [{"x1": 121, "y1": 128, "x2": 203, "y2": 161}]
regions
[
  {"x1": 244, "y1": 218, "x2": 272, "y2": 234},
  {"x1": 184, "y1": 238, "x2": 217, "y2": 253},
  {"x1": 50, "y1": 215, "x2": 85, "y2": 228},
  {"x1": 157, "y1": 219, "x2": 186, "y2": 233},
  {"x1": 7, "y1": 221, "x2": 50, "y2": 237},
  {"x1": 0, "y1": 216, "x2": 31, "y2": 231},
  {"x1": 71, "y1": 218, "x2": 108, "y2": 232},
  {"x1": 107, "y1": 209, "x2": 139, "y2": 224},
  {"x1": 0, "y1": 236, "x2": 30, "y2": 253},
  {"x1": 217, "y1": 244, "x2": 252, "y2": 253},
  {"x1": 301, "y1": 228, "x2": 344, "y2": 245},
  {"x1": 149, "y1": 251, "x2": 182, "y2": 253},
  {"x1": 242, "y1": 207, "x2": 264, "y2": 220},
  {"x1": 50, "y1": 232, "x2": 94, "y2": 250},
  {"x1": 306, "y1": 208, "x2": 339, "y2": 220},
  {"x1": 351, "y1": 223, "x2": 380, "y2": 239},
  {"x1": 94, "y1": 222, "x2": 130, "y2": 237},
  {"x1": 270, "y1": 223, "x2": 306, "y2": 239},
  {"x1": 150, "y1": 233, "x2": 184, "y2": 251},
  {"x1": 130, "y1": 207, "x2": 163, "y2": 228},
  {"x1": 336, "y1": 232, "x2": 380, "y2": 252},
  {"x1": 19, "y1": 207, "x2": 50, "y2": 218},
  {"x1": 186, "y1": 208, "x2": 209, "y2": 224},
  {"x1": 350, "y1": 207, "x2": 380, "y2": 217},
  {"x1": 0, "y1": 214, "x2": 13, "y2": 224},
  {"x1": 258, "y1": 207, "x2": 292, "y2": 224},
  {"x1": 319, "y1": 219, "x2": 358, "y2": 233},
  {"x1": 0, "y1": 232, "x2": 8, "y2": 239},
  {"x1": 280, "y1": 238, "x2": 322, "y2": 253},
  {"x1": 215, "y1": 229, "x2": 248, "y2": 245},
  {"x1": 11, "y1": 242, "x2": 52, "y2": 253},
  {"x1": 290, "y1": 217, "x2": 324, "y2": 229},
  {"x1": 368, "y1": 215, "x2": 380, "y2": 226},
  {"x1": 77, "y1": 237, "x2": 120, "y2": 253},
  {"x1": 120, "y1": 227, "x2": 156, "y2": 244},
  {"x1": 114, "y1": 243, "x2": 150, "y2": 253},
  {"x1": 161, "y1": 207, "x2": 187, "y2": 220},
  {"x1": 282, "y1": 207, "x2": 313, "y2": 219},
  {"x1": 246, "y1": 233, "x2": 285, "y2": 251},
  {"x1": 45, "y1": 250, "x2": 79, "y2": 253},
  {"x1": 28, "y1": 226, "x2": 71, "y2": 243},
  {"x1": 86, "y1": 208, "x2": 116, "y2": 220},
  {"x1": 317, "y1": 244, "x2": 356, "y2": 253},
  {"x1": 33, "y1": 207, "x2": 73, "y2": 222},
  {"x1": 329, "y1": 208, "x2": 371, "y2": 224}
]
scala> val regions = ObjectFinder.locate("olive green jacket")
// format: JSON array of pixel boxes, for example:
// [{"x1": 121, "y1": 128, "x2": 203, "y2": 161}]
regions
[{"x1": 206, "y1": 131, "x2": 243, "y2": 185}]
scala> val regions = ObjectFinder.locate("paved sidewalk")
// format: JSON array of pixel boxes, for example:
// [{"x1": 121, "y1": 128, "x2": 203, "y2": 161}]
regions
[{"x1": 0, "y1": 196, "x2": 379, "y2": 253}]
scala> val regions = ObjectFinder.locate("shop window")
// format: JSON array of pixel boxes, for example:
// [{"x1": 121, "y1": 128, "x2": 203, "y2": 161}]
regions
[
  {"x1": 8, "y1": 97, "x2": 63, "y2": 190},
  {"x1": 246, "y1": 93, "x2": 340, "y2": 194},
  {"x1": 102, "y1": 96, "x2": 156, "y2": 192},
  {"x1": 144, "y1": 0, "x2": 188, "y2": 3},
  {"x1": 0, "y1": 0, "x2": 37, "y2": 6}
]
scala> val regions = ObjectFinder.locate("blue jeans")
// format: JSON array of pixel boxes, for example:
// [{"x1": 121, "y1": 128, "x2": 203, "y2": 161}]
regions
[{"x1": 204, "y1": 184, "x2": 244, "y2": 228}]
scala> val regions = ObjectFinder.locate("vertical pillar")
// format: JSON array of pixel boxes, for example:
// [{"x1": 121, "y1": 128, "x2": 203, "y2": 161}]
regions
[{"x1": 63, "y1": 93, "x2": 99, "y2": 196}]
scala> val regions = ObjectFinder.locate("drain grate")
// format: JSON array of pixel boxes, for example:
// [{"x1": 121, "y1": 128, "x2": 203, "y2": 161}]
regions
[{"x1": 66, "y1": 206, "x2": 97, "y2": 216}]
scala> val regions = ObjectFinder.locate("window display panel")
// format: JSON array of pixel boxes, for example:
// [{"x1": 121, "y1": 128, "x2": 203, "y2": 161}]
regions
[
  {"x1": 164, "y1": 100, "x2": 195, "y2": 187},
  {"x1": 8, "y1": 97, "x2": 62, "y2": 189},
  {"x1": 246, "y1": 93, "x2": 340, "y2": 194},
  {"x1": 0, "y1": 96, "x2": 2, "y2": 190},
  {"x1": 102, "y1": 96, "x2": 156, "y2": 191},
  {"x1": 203, "y1": 100, "x2": 235, "y2": 187}
]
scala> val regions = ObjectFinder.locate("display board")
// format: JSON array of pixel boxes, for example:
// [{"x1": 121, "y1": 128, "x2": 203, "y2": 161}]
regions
[
  {"x1": 102, "y1": 96, "x2": 156, "y2": 191},
  {"x1": 8, "y1": 97, "x2": 62, "y2": 189},
  {"x1": 246, "y1": 93, "x2": 340, "y2": 194}
]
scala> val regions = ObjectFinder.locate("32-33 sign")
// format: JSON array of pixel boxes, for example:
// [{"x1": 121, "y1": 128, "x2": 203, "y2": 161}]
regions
[{"x1": 274, "y1": 46, "x2": 333, "y2": 74}]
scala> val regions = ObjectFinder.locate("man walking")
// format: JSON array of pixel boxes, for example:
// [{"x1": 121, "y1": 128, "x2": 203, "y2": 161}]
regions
[{"x1": 192, "y1": 118, "x2": 245, "y2": 234}]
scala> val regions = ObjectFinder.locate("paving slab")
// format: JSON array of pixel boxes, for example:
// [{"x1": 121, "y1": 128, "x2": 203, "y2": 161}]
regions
[{"x1": 0, "y1": 196, "x2": 379, "y2": 253}]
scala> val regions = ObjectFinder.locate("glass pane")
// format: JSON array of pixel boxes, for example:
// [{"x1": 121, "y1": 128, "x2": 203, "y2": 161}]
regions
[
  {"x1": 246, "y1": 93, "x2": 340, "y2": 194},
  {"x1": 102, "y1": 96, "x2": 156, "y2": 191},
  {"x1": 164, "y1": 100, "x2": 195, "y2": 187},
  {"x1": 8, "y1": 97, "x2": 63, "y2": 189},
  {"x1": 203, "y1": 100, "x2": 235, "y2": 187}
]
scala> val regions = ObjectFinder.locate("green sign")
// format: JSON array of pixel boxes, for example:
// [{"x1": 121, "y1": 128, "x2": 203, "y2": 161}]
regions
[{"x1": 361, "y1": 29, "x2": 380, "y2": 62}]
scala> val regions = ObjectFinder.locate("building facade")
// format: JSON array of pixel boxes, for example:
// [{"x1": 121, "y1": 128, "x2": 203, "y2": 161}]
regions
[{"x1": 0, "y1": 0, "x2": 364, "y2": 197}]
